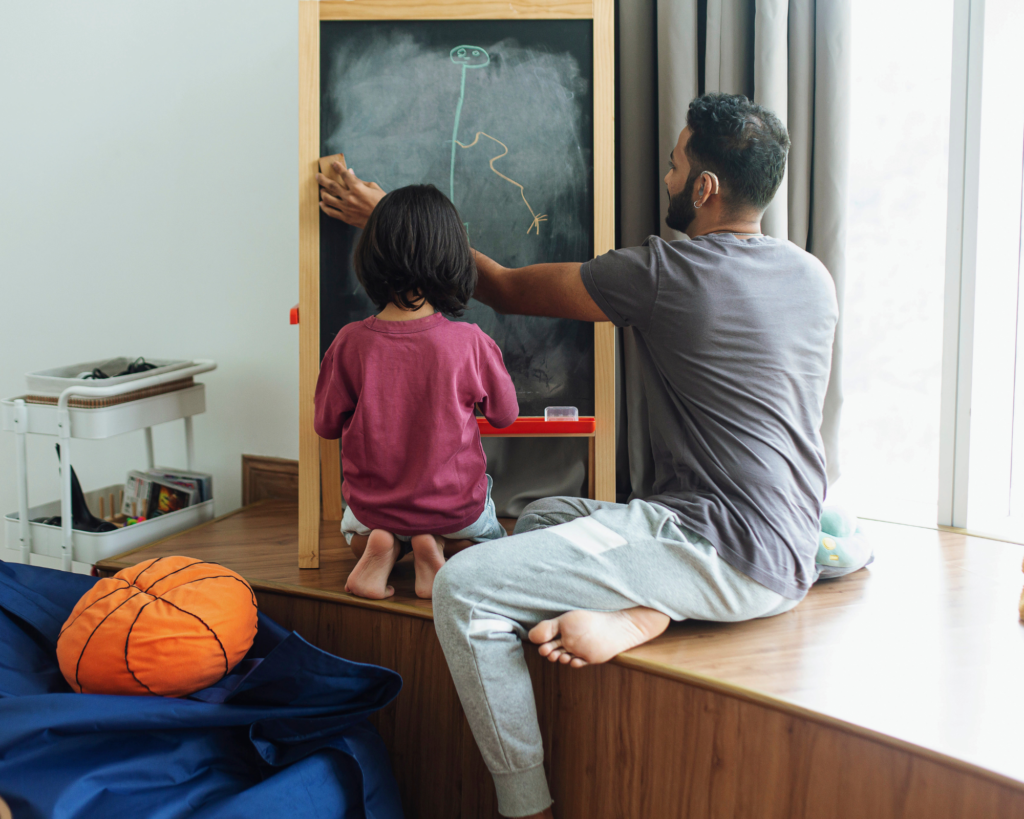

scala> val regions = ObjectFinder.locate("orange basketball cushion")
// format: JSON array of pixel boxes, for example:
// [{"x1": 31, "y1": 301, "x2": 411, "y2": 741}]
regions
[{"x1": 56, "y1": 556, "x2": 258, "y2": 697}]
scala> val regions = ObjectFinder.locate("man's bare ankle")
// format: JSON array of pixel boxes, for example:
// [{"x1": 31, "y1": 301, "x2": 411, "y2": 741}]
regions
[{"x1": 623, "y1": 606, "x2": 670, "y2": 640}]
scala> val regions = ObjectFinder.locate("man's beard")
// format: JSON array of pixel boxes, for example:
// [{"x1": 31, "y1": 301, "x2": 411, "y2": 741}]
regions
[{"x1": 665, "y1": 168, "x2": 700, "y2": 232}]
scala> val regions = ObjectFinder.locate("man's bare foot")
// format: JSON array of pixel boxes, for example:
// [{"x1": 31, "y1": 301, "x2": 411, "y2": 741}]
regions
[
  {"x1": 528, "y1": 607, "x2": 671, "y2": 668},
  {"x1": 410, "y1": 534, "x2": 446, "y2": 598},
  {"x1": 344, "y1": 529, "x2": 400, "y2": 599}
]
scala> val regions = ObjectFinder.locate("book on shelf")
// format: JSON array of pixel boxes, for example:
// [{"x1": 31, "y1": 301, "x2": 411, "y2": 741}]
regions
[
  {"x1": 122, "y1": 472, "x2": 194, "y2": 518},
  {"x1": 121, "y1": 468, "x2": 213, "y2": 518},
  {"x1": 147, "y1": 467, "x2": 213, "y2": 503}
]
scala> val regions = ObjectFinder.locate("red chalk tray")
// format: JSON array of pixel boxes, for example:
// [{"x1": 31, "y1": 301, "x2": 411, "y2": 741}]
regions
[{"x1": 477, "y1": 416, "x2": 596, "y2": 436}]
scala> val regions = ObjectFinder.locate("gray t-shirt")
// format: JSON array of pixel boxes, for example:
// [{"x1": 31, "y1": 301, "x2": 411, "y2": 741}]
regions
[{"x1": 581, "y1": 234, "x2": 838, "y2": 598}]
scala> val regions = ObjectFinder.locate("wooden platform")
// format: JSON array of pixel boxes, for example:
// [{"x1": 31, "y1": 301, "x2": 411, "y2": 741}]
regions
[{"x1": 97, "y1": 500, "x2": 1024, "y2": 819}]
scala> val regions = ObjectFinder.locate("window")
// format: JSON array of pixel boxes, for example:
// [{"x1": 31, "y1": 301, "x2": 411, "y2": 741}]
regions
[
  {"x1": 837, "y1": 0, "x2": 955, "y2": 526},
  {"x1": 840, "y1": 0, "x2": 1024, "y2": 538},
  {"x1": 943, "y1": 0, "x2": 1024, "y2": 537}
]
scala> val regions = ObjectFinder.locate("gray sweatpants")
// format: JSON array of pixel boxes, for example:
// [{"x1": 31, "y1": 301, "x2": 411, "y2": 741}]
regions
[{"x1": 432, "y1": 496, "x2": 801, "y2": 818}]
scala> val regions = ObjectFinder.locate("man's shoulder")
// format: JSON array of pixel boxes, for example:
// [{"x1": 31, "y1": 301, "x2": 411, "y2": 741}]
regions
[
  {"x1": 763, "y1": 242, "x2": 839, "y2": 328},
  {"x1": 586, "y1": 241, "x2": 655, "y2": 272},
  {"x1": 772, "y1": 237, "x2": 829, "y2": 271},
  {"x1": 655, "y1": 234, "x2": 836, "y2": 306},
  {"x1": 774, "y1": 240, "x2": 837, "y2": 300}
]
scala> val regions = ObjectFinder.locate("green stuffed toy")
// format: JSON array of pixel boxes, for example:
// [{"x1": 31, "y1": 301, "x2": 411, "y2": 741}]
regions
[{"x1": 815, "y1": 505, "x2": 873, "y2": 579}]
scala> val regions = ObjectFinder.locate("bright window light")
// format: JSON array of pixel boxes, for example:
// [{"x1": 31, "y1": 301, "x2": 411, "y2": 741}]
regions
[{"x1": 835, "y1": 0, "x2": 955, "y2": 526}]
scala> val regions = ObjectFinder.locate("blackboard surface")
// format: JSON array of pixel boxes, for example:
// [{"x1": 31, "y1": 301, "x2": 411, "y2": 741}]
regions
[{"x1": 319, "y1": 19, "x2": 595, "y2": 416}]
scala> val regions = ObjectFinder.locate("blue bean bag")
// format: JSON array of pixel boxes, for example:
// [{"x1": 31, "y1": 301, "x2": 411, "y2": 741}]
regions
[{"x1": 0, "y1": 560, "x2": 404, "y2": 819}]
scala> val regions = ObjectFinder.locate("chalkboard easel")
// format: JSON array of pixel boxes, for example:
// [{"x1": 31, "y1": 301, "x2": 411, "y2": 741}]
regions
[{"x1": 297, "y1": 0, "x2": 615, "y2": 568}]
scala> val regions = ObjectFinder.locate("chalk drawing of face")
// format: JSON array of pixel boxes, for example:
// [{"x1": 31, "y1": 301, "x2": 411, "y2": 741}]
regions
[{"x1": 450, "y1": 45, "x2": 490, "y2": 68}]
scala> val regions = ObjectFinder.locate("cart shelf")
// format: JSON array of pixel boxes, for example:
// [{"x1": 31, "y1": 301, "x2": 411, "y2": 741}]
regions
[
  {"x1": 2, "y1": 384, "x2": 205, "y2": 439},
  {"x1": 3, "y1": 360, "x2": 217, "y2": 571}
]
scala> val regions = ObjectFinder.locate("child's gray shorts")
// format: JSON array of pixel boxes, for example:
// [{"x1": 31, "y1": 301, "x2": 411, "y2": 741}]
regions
[{"x1": 341, "y1": 474, "x2": 506, "y2": 554}]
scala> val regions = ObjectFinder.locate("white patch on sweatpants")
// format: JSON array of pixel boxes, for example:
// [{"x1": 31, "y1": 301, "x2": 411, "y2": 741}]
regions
[
  {"x1": 548, "y1": 516, "x2": 628, "y2": 555},
  {"x1": 469, "y1": 619, "x2": 515, "y2": 637}
]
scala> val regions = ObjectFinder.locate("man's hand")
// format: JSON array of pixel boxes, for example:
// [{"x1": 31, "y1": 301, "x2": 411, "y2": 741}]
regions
[{"x1": 317, "y1": 162, "x2": 385, "y2": 229}]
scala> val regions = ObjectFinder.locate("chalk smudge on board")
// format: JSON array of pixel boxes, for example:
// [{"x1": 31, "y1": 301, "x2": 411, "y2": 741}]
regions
[{"x1": 321, "y1": 24, "x2": 594, "y2": 415}]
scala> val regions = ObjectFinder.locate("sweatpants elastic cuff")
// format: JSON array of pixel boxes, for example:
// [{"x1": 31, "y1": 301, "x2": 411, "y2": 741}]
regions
[{"x1": 492, "y1": 763, "x2": 553, "y2": 817}]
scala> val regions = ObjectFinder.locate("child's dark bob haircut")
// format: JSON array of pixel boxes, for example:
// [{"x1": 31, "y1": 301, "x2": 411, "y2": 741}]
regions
[{"x1": 354, "y1": 184, "x2": 476, "y2": 318}]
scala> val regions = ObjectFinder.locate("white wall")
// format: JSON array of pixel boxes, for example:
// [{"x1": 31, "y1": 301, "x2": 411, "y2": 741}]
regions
[{"x1": 0, "y1": 2, "x2": 299, "y2": 550}]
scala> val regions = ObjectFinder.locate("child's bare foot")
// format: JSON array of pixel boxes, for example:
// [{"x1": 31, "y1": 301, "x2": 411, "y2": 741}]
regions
[
  {"x1": 348, "y1": 533, "x2": 368, "y2": 559},
  {"x1": 528, "y1": 607, "x2": 671, "y2": 668},
  {"x1": 410, "y1": 534, "x2": 446, "y2": 598},
  {"x1": 345, "y1": 529, "x2": 400, "y2": 599},
  {"x1": 441, "y1": 537, "x2": 473, "y2": 559}
]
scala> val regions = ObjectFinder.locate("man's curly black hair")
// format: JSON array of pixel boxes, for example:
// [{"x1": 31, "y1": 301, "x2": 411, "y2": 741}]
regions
[
  {"x1": 685, "y1": 93, "x2": 791, "y2": 212},
  {"x1": 354, "y1": 184, "x2": 476, "y2": 317}
]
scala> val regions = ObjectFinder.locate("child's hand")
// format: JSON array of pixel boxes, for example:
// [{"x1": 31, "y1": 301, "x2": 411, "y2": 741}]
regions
[{"x1": 318, "y1": 165, "x2": 386, "y2": 229}]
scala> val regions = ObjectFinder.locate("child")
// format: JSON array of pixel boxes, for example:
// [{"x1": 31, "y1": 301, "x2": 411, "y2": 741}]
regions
[{"x1": 314, "y1": 184, "x2": 518, "y2": 599}]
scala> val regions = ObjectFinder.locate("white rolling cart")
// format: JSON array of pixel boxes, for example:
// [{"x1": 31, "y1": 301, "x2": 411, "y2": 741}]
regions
[{"x1": 3, "y1": 360, "x2": 217, "y2": 572}]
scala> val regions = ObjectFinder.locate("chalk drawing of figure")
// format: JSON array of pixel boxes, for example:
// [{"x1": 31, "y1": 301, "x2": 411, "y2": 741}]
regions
[{"x1": 449, "y1": 45, "x2": 548, "y2": 236}]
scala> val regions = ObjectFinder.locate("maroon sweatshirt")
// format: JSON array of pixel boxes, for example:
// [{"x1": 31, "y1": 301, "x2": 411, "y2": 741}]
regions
[{"x1": 314, "y1": 313, "x2": 518, "y2": 535}]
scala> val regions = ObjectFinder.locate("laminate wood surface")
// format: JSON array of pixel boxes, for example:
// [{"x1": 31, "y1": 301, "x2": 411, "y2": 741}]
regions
[
  {"x1": 96, "y1": 502, "x2": 1024, "y2": 817},
  {"x1": 621, "y1": 522, "x2": 1024, "y2": 789},
  {"x1": 98, "y1": 500, "x2": 515, "y2": 620}
]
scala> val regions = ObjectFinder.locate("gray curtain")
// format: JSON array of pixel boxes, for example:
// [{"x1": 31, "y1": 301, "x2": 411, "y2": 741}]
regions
[
  {"x1": 486, "y1": 0, "x2": 850, "y2": 514},
  {"x1": 618, "y1": 0, "x2": 851, "y2": 498}
]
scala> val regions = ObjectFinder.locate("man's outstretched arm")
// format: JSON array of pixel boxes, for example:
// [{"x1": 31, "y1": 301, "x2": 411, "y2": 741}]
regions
[
  {"x1": 317, "y1": 167, "x2": 607, "y2": 323},
  {"x1": 472, "y1": 251, "x2": 608, "y2": 323}
]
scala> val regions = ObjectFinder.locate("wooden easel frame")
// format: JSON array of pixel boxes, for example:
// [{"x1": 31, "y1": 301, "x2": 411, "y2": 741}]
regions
[{"x1": 298, "y1": 0, "x2": 615, "y2": 567}]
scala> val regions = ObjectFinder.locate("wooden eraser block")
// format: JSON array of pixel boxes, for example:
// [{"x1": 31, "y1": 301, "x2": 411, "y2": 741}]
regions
[{"x1": 319, "y1": 153, "x2": 347, "y2": 183}]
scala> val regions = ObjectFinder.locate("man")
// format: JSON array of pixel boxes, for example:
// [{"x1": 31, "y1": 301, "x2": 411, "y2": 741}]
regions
[{"x1": 319, "y1": 93, "x2": 838, "y2": 819}]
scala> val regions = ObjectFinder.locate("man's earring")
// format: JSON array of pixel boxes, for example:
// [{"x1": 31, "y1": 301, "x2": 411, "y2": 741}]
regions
[{"x1": 693, "y1": 200, "x2": 702, "y2": 209}]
